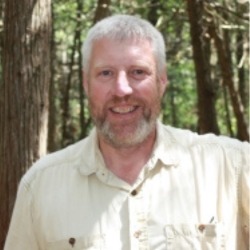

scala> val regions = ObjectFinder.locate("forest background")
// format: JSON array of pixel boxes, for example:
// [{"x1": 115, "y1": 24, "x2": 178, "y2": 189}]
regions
[{"x1": 0, "y1": 0, "x2": 249, "y2": 247}]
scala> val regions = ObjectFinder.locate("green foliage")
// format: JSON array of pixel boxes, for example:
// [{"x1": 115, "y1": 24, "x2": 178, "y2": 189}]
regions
[
  {"x1": 163, "y1": 60, "x2": 198, "y2": 131},
  {"x1": 49, "y1": 0, "x2": 249, "y2": 149}
]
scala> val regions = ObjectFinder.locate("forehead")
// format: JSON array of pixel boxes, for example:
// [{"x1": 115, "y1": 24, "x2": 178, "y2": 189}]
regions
[{"x1": 90, "y1": 38, "x2": 156, "y2": 66}]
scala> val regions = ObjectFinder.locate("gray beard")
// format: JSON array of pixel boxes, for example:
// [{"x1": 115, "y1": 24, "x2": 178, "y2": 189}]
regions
[
  {"x1": 95, "y1": 112, "x2": 158, "y2": 149},
  {"x1": 89, "y1": 86, "x2": 161, "y2": 148}
]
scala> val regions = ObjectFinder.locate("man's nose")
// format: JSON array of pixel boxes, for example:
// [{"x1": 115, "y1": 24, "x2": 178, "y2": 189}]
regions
[{"x1": 113, "y1": 71, "x2": 133, "y2": 97}]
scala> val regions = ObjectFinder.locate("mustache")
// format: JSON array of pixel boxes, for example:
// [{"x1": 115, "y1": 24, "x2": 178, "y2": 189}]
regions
[
  {"x1": 110, "y1": 95, "x2": 132, "y2": 103},
  {"x1": 106, "y1": 95, "x2": 143, "y2": 106}
]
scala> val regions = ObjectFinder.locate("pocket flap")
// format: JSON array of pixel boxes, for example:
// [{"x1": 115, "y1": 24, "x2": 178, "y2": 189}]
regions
[
  {"x1": 164, "y1": 223, "x2": 225, "y2": 250},
  {"x1": 46, "y1": 234, "x2": 105, "y2": 250}
]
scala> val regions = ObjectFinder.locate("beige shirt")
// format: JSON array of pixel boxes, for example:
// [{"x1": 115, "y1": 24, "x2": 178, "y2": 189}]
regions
[{"x1": 5, "y1": 122, "x2": 249, "y2": 250}]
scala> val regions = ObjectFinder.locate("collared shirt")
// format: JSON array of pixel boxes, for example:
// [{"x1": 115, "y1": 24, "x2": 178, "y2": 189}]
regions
[{"x1": 4, "y1": 122, "x2": 249, "y2": 250}]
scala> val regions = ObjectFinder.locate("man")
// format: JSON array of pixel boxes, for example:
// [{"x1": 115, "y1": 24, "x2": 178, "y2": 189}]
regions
[{"x1": 5, "y1": 14, "x2": 249, "y2": 250}]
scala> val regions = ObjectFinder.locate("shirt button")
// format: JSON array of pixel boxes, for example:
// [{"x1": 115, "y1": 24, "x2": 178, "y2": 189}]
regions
[
  {"x1": 198, "y1": 224, "x2": 205, "y2": 232},
  {"x1": 131, "y1": 190, "x2": 137, "y2": 196},
  {"x1": 166, "y1": 230, "x2": 174, "y2": 238},
  {"x1": 69, "y1": 238, "x2": 75, "y2": 247},
  {"x1": 134, "y1": 231, "x2": 141, "y2": 238}
]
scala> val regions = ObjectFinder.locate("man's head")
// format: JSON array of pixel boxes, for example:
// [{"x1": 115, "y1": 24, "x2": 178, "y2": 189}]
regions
[
  {"x1": 82, "y1": 14, "x2": 166, "y2": 76},
  {"x1": 82, "y1": 15, "x2": 167, "y2": 148}
]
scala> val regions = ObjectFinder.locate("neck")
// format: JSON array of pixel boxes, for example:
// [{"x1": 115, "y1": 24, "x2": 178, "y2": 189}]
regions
[{"x1": 98, "y1": 129, "x2": 156, "y2": 185}]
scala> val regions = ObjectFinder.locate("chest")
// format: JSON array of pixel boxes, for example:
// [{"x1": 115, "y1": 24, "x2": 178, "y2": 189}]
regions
[{"x1": 33, "y1": 161, "x2": 237, "y2": 250}]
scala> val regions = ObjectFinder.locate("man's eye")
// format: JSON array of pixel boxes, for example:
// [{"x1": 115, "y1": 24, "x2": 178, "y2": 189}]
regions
[
  {"x1": 131, "y1": 69, "x2": 148, "y2": 79},
  {"x1": 134, "y1": 69, "x2": 144, "y2": 75},
  {"x1": 101, "y1": 70, "x2": 112, "y2": 76}
]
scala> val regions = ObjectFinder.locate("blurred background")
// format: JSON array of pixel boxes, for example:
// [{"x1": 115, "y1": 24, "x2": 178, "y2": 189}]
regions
[{"x1": 0, "y1": 0, "x2": 249, "y2": 247}]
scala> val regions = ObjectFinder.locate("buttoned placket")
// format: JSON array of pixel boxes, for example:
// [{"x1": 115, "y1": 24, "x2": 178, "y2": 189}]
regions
[{"x1": 128, "y1": 183, "x2": 149, "y2": 250}]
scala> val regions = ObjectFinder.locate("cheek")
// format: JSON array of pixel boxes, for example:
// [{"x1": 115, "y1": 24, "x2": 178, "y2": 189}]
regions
[
  {"x1": 88, "y1": 87, "x2": 110, "y2": 115},
  {"x1": 137, "y1": 81, "x2": 160, "y2": 101},
  {"x1": 89, "y1": 84, "x2": 108, "y2": 102}
]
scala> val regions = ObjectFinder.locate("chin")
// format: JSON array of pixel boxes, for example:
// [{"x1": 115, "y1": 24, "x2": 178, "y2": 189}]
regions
[{"x1": 99, "y1": 118, "x2": 156, "y2": 148}]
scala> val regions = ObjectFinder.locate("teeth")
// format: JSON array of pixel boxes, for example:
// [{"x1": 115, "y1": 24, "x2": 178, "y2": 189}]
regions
[{"x1": 111, "y1": 106, "x2": 136, "y2": 114}]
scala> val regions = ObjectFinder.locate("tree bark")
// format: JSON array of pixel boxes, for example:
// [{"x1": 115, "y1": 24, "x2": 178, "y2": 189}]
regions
[
  {"x1": 148, "y1": 0, "x2": 161, "y2": 26},
  {"x1": 47, "y1": 3, "x2": 57, "y2": 152},
  {"x1": 210, "y1": 26, "x2": 249, "y2": 141},
  {"x1": 61, "y1": 33, "x2": 77, "y2": 147},
  {"x1": 236, "y1": 31, "x2": 247, "y2": 108},
  {"x1": 93, "y1": 0, "x2": 111, "y2": 24},
  {"x1": 236, "y1": 2, "x2": 248, "y2": 110},
  {"x1": 76, "y1": 0, "x2": 92, "y2": 140},
  {"x1": 186, "y1": 0, "x2": 220, "y2": 135},
  {"x1": 0, "y1": 0, "x2": 51, "y2": 247},
  {"x1": 222, "y1": 83, "x2": 234, "y2": 137}
]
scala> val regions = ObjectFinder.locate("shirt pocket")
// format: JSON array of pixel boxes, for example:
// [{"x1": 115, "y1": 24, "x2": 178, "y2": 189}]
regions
[
  {"x1": 165, "y1": 223, "x2": 225, "y2": 250},
  {"x1": 46, "y1": 234, "x2": 106, "y2": 250}
]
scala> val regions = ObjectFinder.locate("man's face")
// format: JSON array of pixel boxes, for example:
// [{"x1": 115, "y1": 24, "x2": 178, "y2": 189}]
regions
[{"x1": 83, "y1": 38, "x2": 167, "y2": 148}]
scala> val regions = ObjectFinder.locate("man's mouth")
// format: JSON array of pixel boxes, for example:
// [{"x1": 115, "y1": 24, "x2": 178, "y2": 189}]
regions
[{"x1": 110, "y1": 106, "x2": 138, "y2": 114}]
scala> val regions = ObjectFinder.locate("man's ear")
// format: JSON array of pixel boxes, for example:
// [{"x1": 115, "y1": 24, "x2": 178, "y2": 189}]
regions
[
  {"x1": 159, "y1": 69, "x2": 168, "y2": 97},
  {"x1": 82, "y1": 70, "x2": 89, "y2": 95}
]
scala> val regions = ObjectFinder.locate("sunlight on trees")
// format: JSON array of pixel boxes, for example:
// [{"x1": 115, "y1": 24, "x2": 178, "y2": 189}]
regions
[
  {"x1": 49, "y1": 0, "x2": 248, "y2": 149},
  {"x1": 0, "y1": 1, "x2": 248, "y2": 248}
]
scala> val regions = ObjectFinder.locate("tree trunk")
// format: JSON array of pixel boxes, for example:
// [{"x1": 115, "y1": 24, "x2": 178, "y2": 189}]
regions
[
  {"x1": 76, "y1": 0, "x2": 91, "y2": 140},
  {"x1": 236, "y1": 31, "x2": 247, "y2": 108},
  {"x1": 148, "y1": 0, "x2": 161, "y2": 26},
  {"x1": 222, "y1": 83, "x2": 234, "y2": 137},
  {"x1": 47, "y1": 3, "x2": 57, "y2": 152},
  {"x1": 0, "y1": 0, "x2": 51, "y2": 248},
  {"x1": 93, "y1": 0, "x2": 111, "y2": 24},
  {"x1": 186, "y1": 0, "x2": 220, "y2": 135},
  {"x1": 210, "y1": 26, "x2": 249, "y2": 141},
  {"x1": 61, "y1": 34, "x2": 77, "y2": 147},
  {"x1": 236, "y1": 3, "x2": 248, "y2": 110}
]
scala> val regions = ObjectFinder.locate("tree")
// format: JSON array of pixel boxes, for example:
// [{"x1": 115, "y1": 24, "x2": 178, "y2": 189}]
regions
[
  {"x1": 0, "y1": 0, "x2": 249, "y2": 247},
  {"x1": 47, "y1": 3, "x2": 57, "y2": 152},
  {"x1": 93, "y1": 0, "x2": 111, "y2": 24},
  {"x1": 211, "y1": 24, "x2": 249, "y2": 140},
  {"x1": 186, "y1": 0, "x2": 220, "y2": 135},
  {"x1": 206, "y1": 1, "x2": 249, "y2": 141},
  {"x1": 0, "y1": 0, "x2": 51, "y2": 248}
]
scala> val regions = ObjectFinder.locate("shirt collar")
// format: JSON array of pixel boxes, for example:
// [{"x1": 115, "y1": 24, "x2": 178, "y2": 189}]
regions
[
  {"x1": 151, "y1": 120, "x2": 180, "y2": 168},
  {"x1": 76, "y1": 121, "x2": 180, "y2": 176},
  {"x1": 75, "y1": 127, "x2": 103, "y2": 176}
]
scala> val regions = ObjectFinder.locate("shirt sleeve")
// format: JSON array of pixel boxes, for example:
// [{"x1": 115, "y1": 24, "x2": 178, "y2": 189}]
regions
[
  {"x1": 4, "y1": 179, "x2": 39, "y2": 250},
  {"x1": 240, "y1": 142, "x2": 249, "y2": 249}
]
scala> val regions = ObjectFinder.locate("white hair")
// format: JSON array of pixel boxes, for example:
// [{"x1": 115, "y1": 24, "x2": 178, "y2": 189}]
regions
[{"x1": 82, "y1": 14, "x2": 166, "y2": 74}]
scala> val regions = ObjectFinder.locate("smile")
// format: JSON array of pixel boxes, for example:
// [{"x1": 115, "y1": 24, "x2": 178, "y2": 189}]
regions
[{"x1": 110, "y1": 106, "x2": 138, "y2": 114}]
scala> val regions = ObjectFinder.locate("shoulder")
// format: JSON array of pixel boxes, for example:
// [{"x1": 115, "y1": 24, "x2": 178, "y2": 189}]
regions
[
  {"x1": 160, "y1": 123, "x2": 249, "y2": 152},
  {"x1": 21, "y1": 128, "x2": 97, "y2": 188},
  {"x1": 157, "y1": 122, "x2": 249, "y2": 181},
  {"x1": 157, "y1": 122, "x2": 249, "y2": 165}
]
